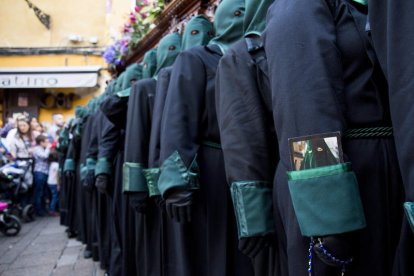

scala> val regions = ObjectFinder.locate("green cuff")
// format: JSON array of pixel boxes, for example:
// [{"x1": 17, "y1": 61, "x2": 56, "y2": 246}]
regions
[
  {"x1": 122, "y1": 162, "x2": 148, "y2": 193},
  {"x1": 158, "y1": 151, "x2": 199, "y2": 197},
  {"x1": 86, "y1": 158, "x2": 97, "y2": 171},
  {"x1": 63, "y1": 159, "x2": 75, "y2": 172},
  {"x1": 80, "y1": 164, "x2": 88, "y2": 181},
  {"x1": 143, "y1": 168, "x2": 161, "y2": 196},
  {"x1": 230, "y1": 181, "x2": 275, "y2": 238},
  {"x1": 287, "y1": 163, "x2": 366, "y2": 237},
  {"x1": 404, "y1": 202, "x2": 414, "y2": 234},
  {"x1": 95, "y1": 157, "x2": 112, "y2": 176}
]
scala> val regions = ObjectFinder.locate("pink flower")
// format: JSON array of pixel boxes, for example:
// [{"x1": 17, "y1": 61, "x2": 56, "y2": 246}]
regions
[
  {"x1": 129, "y1": 12, "x2": 136, "y2": 23},
  {"x1": 134, "y1": 5, "x2": 141, "y2": 12},
  {"x1": 140, "y1": 12, "x2": 148, "y2": 19},
  {"x1": 143, "y1": 0, "x2": 149, "y2": 5}
]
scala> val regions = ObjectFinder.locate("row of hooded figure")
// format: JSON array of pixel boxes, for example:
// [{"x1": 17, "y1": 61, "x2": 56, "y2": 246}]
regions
[{"x1": 57, "y1": 0, "x2": 414, "y2": 275}]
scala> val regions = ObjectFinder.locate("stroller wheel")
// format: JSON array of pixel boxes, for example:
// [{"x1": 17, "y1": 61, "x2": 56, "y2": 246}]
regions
[
  {"x1": 1, "y1": 214, "x2": 21, "y2": 236},
  {"x1": 23, "y1": 205, "x2": 35, "y2": 222}
]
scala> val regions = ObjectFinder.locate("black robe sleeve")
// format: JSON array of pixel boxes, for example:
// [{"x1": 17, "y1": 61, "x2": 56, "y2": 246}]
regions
[
  {"x1": 215, "y1": 39, "x2": 277, "y2": 238},
  {"x1": 95, "y1": 116, "x2": 120, "y2": 177},
  {"x1": 123, "y1": 79, "x2": 157, "y2": 193},
  {"x1": 146, "y1": 67, "x2": 172, "y2": 196},
  {"x1": 216, "y1": 39, "x2": 277, "y2": 186},
  {"x1": 265, "y1": 0, "x2": 367, "y2": 238},
  {"x1": 158, "y1": 50, "x2": 207, "y2": 196}
]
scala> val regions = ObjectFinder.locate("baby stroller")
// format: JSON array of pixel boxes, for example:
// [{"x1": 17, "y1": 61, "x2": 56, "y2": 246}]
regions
[
  {"x1": 0, "y1": 201, "x2": 21, "y2": 236},
  {"x1": 0, "y1": 159, "x2": 35, "y2": 222}
]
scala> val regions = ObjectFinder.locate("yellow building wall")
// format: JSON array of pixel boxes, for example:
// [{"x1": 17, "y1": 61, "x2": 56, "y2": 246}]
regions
[{"x1": 0, "y1": 0, "x2": 132, "y2": 48}]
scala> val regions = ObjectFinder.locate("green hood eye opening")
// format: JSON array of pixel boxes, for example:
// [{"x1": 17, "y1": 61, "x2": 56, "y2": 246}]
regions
[
  {"x1": 182, "y1": 15, "x2": 214, "y2": 51},
  {"x1": 209, "y1": 0, "x2": 245, "y2": 54}
]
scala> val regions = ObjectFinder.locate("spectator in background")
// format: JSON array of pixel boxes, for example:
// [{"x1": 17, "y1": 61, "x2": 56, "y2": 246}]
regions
[
  {"x1": 47, "y1": 149, "x2": 59, "y2": 216},
  {"x1": 48, "y1": 114, "x2": 64, "y2": 140},
  {"x1": 8, "y1": 116, "x2": 36, "y2": 159},
  {"x1": 32, "y1": 134, "x2": 51, "y2": 216},
  {"x1": 1, "y1": 117, "x2": 15, "y2": 138}
]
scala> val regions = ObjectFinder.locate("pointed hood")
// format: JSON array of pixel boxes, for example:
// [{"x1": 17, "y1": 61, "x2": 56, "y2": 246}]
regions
[
  {"x1": 142, "y1": 49, "x2": 158, "y2": 79},
  {"x1": 182, "y1": 15, "x2": 214, "y2": 50},
  {"x1": 155, "y1": 32, "x2": 182, "y2": 76},
  {"x1": 244, "y1": 0, "x2": 274, "y2": 36},
  {"x1": 209, "y1": 0, "x2": 245, "y2": 53},
  {"x1": 122, "y1": 63, "x2": 143, "y2": 89}
]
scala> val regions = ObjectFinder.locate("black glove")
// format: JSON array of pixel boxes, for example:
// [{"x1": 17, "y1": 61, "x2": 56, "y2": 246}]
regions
[
  {"x1": 165, "y1": 190, "x2": 194, "y2": 223},
  {"x1": 83, "y1": 170, "x2": 95, "y2": 192},
  {"x1": 95, "y1": 174, "x2": 111, "y2": 195},
  {"x1": 129, "y1": 192, "x2": 149, "y2": 214},
  {"x1": 65, "y1": 171, "x2": 75, "y2": 182},
  {"x1": 313, "y1": 234, "x2": 354, "y2": 267},
  {"x1": 238, "y1": 236, "x2": 272, "y2": 259}
]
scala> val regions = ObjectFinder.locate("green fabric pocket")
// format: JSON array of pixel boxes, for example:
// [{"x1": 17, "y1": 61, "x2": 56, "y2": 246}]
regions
[
  {"x1": 123, "y1": 162, "x2": 148, "y2": 193},
  {"x1": 63, "y1": 159, "x2": 75, "y2": 172},
  {"x1": 287, "y1": 163, "x2": 366, "y2": 237},
  {"x1": 86, "y1": 158, "x2": 97, "y2": 171},
  {"x1": 404, "y1": 202, "x2": 414, "y2": 234},
  {"x1": 95, "y1": 157, "x2": 112, "y2": 176},
  {"x1": 80, "y1": 164, "x2": 88, "y2": 181},
  {"x1": 158, "y1": 151, "x2": 199, "y2": 197},
  {"x1": 143, "y1": 168, "x2": 161, "y2": 196},
  {"x1": 230, "y1": 181, "x2": 275, "y2": 238}
]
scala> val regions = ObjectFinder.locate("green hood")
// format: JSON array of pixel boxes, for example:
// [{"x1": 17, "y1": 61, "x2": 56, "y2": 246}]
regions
[
  {"x1": 244, "y1": 0, "x2": 274, "y2": 36},
  {"x1": 106, "y1": 80, "x2": 117, "y2": 96},
  {"x1": 75, "y1": 106, "x2": 87, "y2": 118},
  {"x1": 114, "y1": 74, "x2": 125, "y2": 92},
  {"x1": 209, "y1": 0, "x2": 245, "y2": 53},
  {"x1": 122, "y1": 63, "x2": 143, "y2": 90},
  {"x1": 182, "y1": 15, "x2": 214, "y2": 51},
  {"x1": 155, "y1": 32, "x2": 181, "y2": 76},
  {"x1": 142, "y1": 49, "x2": 157, "y2": 79}
]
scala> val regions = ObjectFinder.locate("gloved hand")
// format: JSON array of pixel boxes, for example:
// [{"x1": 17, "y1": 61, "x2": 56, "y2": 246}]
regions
[
  {"x1": 165, "y1": 190, "x2": 194, "y2": 223},
  {"x1": 83, "y1": 170, "x2": 96, "y2": 192},
  {"x1": 313, "y1": 234, "x2": 354, "y2": 267},
  {"x1": 95, "y1": 174, "x2": 111, "y2": 195},
  {"x1": 238, "y1": 235, "x2": 272, "y2": 259},
  {"x1": 129, "y1": 192, "x2": 149, "y2": 214},
  {"x1": 65, "y1": 171, "x2": 75, "y2": 182}
]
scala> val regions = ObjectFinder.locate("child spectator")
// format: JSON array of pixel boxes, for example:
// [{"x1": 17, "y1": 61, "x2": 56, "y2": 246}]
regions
[
  {"x1": 47, "y1": 150, "x2": 59, "y2": 216},
  {"x1": 32, "y1": 134, "x2": 51, "y2": 216}
]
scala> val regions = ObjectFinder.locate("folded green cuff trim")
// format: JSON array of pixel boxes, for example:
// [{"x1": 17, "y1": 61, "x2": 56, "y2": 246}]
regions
[
  {"x1": 122, "y1": 162, "x2": 148, "y2": 193},
  {"x1": 95, "y1": 158, "x2": 112, "y2": 176},
  {"x1": 86, "y1": 158, "x2": 96, "y2": 171},
  {"x1": 288, "y1": 163, "x2": 366, "y2": 237},
  {"x1": 80, "y1": 164, "x2": 88, "y2": 181},
  {"x1": 404, "y1": 202, "x2": 414, "y2": 234},
  {"x1": 143, "y1": 168, "x2": 161, "y2": 196},
  {"x1": 288, "y1": 163, "x2": 351, "y2": 180},
  {"x1": 63, "y1": 159, "x2": 75, "y2": 172},
  {"x1": 230, "y1": 181, "x2": 275, "y2": 238},
  {"x1": 158, "y1": 151, "x2": 199, "y2": 197}
]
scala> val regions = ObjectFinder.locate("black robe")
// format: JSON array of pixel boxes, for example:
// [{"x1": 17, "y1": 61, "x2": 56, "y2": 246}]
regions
[
  {"x1": 98, "y1": 99, "x2": 126, "y2": 276},
  {"x1": 86, "y1": 110, "x2": 112, "y2": 269},
  {"x1": 265, "y1": 1, "x2": 404, "y2": 275},
  {"x1": 124, "y1": 78, "x2": 163, "y2": 276},
  {"x1": 77, "y1": 114, "x2": 95, "y2": 252},
  {"x1": 368, "y1": 1, "x2": 414, "y2": 275},
  {"x1": 215, "y1": 38, "x2": 279, "y2": 276},
  {"x1": 101, "y1": 93, "x2": 136, "y2": 276},
  {"x1": 159, "y1": 45, "x2": 253, "y2": 276},
  {"x1": 64, "y1": 133, "x2": 79, "y2": 236}
]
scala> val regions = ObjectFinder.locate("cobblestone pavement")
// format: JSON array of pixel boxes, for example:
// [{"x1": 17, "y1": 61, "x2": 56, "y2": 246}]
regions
[{"x1": 0, "y1": 216, "x2": 105, "y2": 276}]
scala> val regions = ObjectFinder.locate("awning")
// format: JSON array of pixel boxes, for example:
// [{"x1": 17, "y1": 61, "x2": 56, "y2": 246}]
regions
[{"x1": 0, "y1": 66, "x2": 101, "y2": 88}]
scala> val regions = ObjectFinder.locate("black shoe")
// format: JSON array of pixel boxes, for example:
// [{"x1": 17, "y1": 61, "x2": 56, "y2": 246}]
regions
[
  {"x1": 83, "y1": 249, "x2": 92, "y2": 259},
  {"x1": 67, "y1": 230, "x2": 77, "y2": 239}
]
